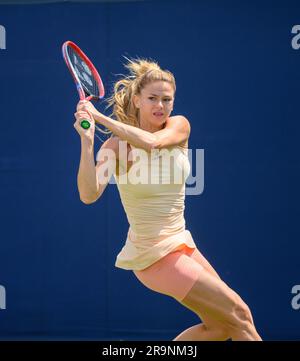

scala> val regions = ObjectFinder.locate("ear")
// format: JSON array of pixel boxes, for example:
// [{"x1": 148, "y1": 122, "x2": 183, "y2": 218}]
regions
[{"x1": 133, "y1": 94, "x2": 140, "y2": 109}]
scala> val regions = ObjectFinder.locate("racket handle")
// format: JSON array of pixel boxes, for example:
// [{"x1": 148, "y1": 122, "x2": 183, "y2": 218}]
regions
[
  {"x1": 80, "y1": 119, "x2": 91, "y2": 129},
  {"x1": 80, "y1": 110, "x2": 93, "y2": 129}
]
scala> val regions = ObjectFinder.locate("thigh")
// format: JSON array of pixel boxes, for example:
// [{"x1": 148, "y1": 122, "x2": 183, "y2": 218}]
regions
[
  {"x1": 133, "y1": 245, "x2": 239, "y2": 331},
  {"x1": 178, "y1": 266, "x2": 242, "y2": 328},
  {"x1": 185, "y1": 247, "x2": 229, "y2": 335},
  {"x1": 189, "y1": 247, "x2": 221, "y2": 280},
  {"x1": 133, "y1": 247, "x2": 204, "y2": 301}
]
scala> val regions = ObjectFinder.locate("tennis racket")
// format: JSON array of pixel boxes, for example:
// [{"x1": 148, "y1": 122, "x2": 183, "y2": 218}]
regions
[{"x1": 62, "y1": 40, "x2": 110, "y2": 139}]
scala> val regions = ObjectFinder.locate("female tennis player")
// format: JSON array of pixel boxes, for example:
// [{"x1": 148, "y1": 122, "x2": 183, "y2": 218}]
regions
[{"x1": 73, "y1": 58, "x2": 262, "y2": 341}]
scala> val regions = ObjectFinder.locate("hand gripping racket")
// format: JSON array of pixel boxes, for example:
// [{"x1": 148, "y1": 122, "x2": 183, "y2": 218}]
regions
[{"x1": 62, "y1": 41, "x2": 110, "y2": 138}]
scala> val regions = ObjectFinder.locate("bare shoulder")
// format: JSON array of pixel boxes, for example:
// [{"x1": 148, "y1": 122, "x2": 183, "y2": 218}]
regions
[
  {"x1": 167, "y1": 115, "x2": 191, "y2": 132},
  {"x1": 166, "y1": 115, "x2": 191, "y2": 148}
]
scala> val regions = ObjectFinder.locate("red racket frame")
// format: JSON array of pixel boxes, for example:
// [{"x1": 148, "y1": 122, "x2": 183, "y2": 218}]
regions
[{"x1": 62, "y1": 40, "x2": 105, "y2": 101}]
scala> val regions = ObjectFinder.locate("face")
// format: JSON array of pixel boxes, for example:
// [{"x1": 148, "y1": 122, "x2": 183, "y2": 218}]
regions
[{"x1": 133, "y1": 81, "x2": 175, "y2": 132}]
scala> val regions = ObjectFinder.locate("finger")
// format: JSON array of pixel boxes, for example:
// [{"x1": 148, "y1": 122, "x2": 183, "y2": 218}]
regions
[
  {"x1": 75, "y1": 111, "x2": 88, "y2": 117},
  {"x1": 75, "y1": 111, "x2": 92, "y2": 120},
  {"x1": 78, "y1": 110, "x2": 90, "y2": 115},
  {"x1": 77, "y1": 101, "x2": 87, "y2": 111},
  {"x1": 77, "y1": 100, "x2": 89, "y2": 108}
]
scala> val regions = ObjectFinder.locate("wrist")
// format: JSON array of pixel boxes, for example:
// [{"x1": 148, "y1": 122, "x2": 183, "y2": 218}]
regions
[{"x1": 81, "y1": 136, "x2": 94, "y2": 149}]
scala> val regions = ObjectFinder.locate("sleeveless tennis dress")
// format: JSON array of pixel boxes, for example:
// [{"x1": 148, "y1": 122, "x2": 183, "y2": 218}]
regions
[{"x1": 112, "y1": 144, "x2": 196, "y2": 271}]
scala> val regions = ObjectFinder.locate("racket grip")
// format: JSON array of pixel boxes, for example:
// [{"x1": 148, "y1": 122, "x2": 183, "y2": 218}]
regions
[
  {"x1": 80, "y1": 110, "x2": 94, "y2": 129},
  {"x1": 80, "y1": 119, "x2": 91, "y2": 129}
]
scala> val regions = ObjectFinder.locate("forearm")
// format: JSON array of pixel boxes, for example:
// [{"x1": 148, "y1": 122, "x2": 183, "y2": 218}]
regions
[
  {"x1": 77, "y1": 138, "x2": 99, "y2": 202},
  {"x1": 94, "y1": 114, "x2": 156, "y2": 151}
]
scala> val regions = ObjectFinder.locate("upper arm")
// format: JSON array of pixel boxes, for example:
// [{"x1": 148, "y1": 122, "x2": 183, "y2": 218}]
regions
[
  {"x1": 95, "y1": 136, "x2": 119, "y2": 197},
  {"x1": 152, "y1": 115, "x2": 191, "y2": 149}
]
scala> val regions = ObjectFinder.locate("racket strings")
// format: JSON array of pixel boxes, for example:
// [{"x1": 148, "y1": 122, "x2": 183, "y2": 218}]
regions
[
  {"x1": 67, "y1": 46, "x2": 100, "y2": 98},
  {"x1": 65, "y1": 43, "x2": 111, "y2": 142}
]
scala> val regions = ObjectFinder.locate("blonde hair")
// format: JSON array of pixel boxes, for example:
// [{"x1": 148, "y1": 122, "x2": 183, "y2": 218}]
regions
[{"x1": 106, "y1": 57, "x2": 176, "y2": 129}]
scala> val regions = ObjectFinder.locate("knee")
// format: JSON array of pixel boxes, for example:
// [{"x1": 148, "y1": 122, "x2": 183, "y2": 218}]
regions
[
  {"x1": 226, "y1": 298, "x2": 255, "y2": 333},
  {"x1": 235, "y1": 299, "x2": 253, "y2": 323}
]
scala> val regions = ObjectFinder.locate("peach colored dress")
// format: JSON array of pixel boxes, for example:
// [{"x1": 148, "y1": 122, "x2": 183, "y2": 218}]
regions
[{"x1": 113, "y1": 144, "x2": 197, "y2": 271}]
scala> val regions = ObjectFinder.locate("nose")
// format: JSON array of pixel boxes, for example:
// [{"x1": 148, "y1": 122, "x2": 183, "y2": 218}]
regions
[{"x1": 157, "y1": 100, "x2": 163, "y2": 108}]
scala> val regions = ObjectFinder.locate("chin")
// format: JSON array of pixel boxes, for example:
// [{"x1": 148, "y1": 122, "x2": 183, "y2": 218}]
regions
[{"x1": 154, "y1": 120, "x2": 166, "y2": 127}]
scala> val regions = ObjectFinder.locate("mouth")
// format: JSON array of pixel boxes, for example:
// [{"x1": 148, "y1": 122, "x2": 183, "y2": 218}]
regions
[{"x1": 153, "y1": 112, "x2": 164, "y2": 117}]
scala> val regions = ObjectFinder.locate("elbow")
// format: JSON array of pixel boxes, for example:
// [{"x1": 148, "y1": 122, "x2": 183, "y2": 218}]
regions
[
  {"x1": 80, "y1": 197, "x2": 95, "y2": 204},
  {"x1": 79, "y1": 191, "x2": 101, "y2": 205}
]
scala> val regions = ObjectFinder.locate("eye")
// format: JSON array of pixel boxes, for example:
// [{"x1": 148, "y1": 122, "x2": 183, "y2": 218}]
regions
[{"x1": 148, "y1": 97, "x2": 155, "y2": 100}]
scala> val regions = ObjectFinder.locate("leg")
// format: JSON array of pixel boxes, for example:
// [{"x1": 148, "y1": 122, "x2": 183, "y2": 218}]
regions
[
  {"x1": 177, "y1": 262, "x2": 262, "y2": 341},
  {"x1": 134, "y1": 246, "x2": 262, "y2": 341},
  {"x1": 173, "y1": 247, "x2": 230, "y2": 341},
  {"x1": 188, "y1": 247, "x2": 260, "y2": 340},
  {"x1": 134, "y1": 250, "x2": 227, "y2": 341},
  {"x1": 173, "y1": 323, "x2": 228, "y2": 341}
]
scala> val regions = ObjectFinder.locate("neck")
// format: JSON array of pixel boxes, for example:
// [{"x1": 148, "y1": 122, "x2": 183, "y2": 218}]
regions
[{"x1": 139, "y1": 117, "x2": 166, "y2": 133}]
